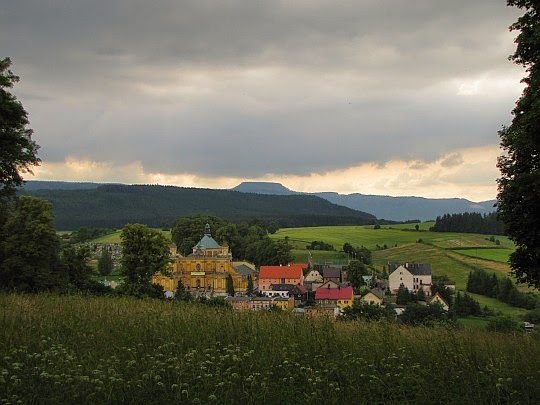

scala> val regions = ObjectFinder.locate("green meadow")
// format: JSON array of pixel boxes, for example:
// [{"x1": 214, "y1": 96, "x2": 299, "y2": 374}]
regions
[
  {"x1": 1, "y1": 294, "x2": 538, "y2": 404},
  {"x1": 272, "y1": 224, "x2": 538, "y2": 320},
  {"x1": 89, "y1": 229, "x2": 172, "y2": 244}
]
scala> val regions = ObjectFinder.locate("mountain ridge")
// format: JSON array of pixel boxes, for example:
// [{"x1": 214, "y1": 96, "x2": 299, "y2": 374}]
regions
[
  {"x1": 232, "y1": 181, "x2": 497, "y2": 221},
  {"x1": 20, "y1": 182, "x2": 376, "y2": 230}
]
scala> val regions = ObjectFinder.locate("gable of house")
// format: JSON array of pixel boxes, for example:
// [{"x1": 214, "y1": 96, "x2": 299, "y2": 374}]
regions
[
  {"x1": 428, "y1": 292, "x2": 449, "y2": 311},
  {"x1": 319, "y1": 280, "x2": 340, "y2": 289}
]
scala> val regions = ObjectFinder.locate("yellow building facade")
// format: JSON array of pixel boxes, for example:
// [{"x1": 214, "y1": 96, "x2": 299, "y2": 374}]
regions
[{"x1": 152, "y1": 225, "x2": 254, "y2": 295}]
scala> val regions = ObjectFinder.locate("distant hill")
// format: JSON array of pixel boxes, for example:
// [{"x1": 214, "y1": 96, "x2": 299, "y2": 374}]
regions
[
  {"x1": 21, "y1": 180, "x2": 103, "y2": 191},
  {"x1": 232, "y1": 181, "x2": 497, "y2": 221},
  {"x1": 21, "y1": 184, "x2": 376, "y2": 230}
]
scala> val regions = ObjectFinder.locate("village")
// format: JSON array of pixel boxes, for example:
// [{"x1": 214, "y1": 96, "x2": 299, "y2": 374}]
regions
[{"x1": 142, "y1": 224, "x2": 452, "y2": 318}]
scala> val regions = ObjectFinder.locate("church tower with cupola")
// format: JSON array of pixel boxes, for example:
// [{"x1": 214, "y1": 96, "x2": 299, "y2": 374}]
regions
[{"x1": 152, "y1": 224, "x2": 255, "y2": 296}]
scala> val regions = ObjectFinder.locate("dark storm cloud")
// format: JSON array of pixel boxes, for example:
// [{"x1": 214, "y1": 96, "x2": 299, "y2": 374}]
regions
[{"x1": 0, "y1": 0, "x2": 523, "y2": 177}]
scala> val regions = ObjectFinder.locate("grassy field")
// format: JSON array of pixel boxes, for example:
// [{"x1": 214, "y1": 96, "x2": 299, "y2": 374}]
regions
[
  {"x1": 91, "y1": 229, "x2": 172, "y2": 244},
  {"x1": 274, "y1": 224, "x2": 513, "y2": 252},
  {"x1": 274, "y1": 225, "x2": 536, "y2": 319},
  {"x1": 1, "y1": 294, "x2": 538, "y2": 404},
  {"x1": 452, "y1": 248, "x2": 514, "y2": 263}
]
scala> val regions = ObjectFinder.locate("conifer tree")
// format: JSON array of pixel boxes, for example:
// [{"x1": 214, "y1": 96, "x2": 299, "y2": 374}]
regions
[{"x1": 497, "y1": 0, "x2": 540, "y2": 287}]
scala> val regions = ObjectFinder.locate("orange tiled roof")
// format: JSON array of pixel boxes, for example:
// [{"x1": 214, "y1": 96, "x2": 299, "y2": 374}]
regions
[{"x1": 259, "y1": 265, "x2": 304, "y2": 279}]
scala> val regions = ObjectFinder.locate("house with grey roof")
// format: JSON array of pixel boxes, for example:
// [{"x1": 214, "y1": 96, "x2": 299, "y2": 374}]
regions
[
  {"x1": 388, "y1": 263, "x2": 432, "y2": 295},
  {"x1": 361, "y1": 287, "x2": 385, "y2": 306}
]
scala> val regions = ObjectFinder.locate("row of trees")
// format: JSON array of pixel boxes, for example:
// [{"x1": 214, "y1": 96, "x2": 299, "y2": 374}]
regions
[
  {"x1": 341, "y1": 300, "x2": 454, "y2": 326},
  {"x1": 430, "y1": 212, "x2": 504, "y2": 235},
  {"x1": 466, "y1": 269, "x2": 537, "y2": 310},
  {"x1": 171, "y1": 215, "x2": 293, "y2": 266},
  {"x1": 342, "y1": 243, "x2": 372, "y2": 264},
  {"x1": 306, "y1": 240, "x2": 334, "y2": 251}
]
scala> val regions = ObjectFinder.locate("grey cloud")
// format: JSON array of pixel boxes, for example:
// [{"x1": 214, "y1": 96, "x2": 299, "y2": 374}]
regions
[
  {"x1": 0, "y1": 0, "x2": 523, "y2": 178},
  {"x1": 440, "y1": 153, "x2": 464, "y2": 168}
]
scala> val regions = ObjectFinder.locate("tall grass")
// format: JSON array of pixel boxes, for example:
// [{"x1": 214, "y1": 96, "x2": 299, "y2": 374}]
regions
[{"x1": 1, "y1": 294, "x2": 538, "y2": 404}]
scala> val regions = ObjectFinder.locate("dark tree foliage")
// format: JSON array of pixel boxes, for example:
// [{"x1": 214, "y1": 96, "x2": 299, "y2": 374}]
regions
[
  {"x1": 340, "y1": 301, "x2": 395, "y2": 321},
  {"x1": 486, "y1": 316, "x2": 521, "y2": 333},
  {"x1": 0, "y1": 58, "x2": 40, "y2": 197},
  {"x1": 71, "y1": 227, "x2": 114, "y2": 244},
  {"x1": 172, "y1": 215, "x2": 293, "y2": 266},
  {"x1": 306, "y1": 240, "x2": 335, "y2": 251},
  {"x1": 119, "y1": 224, "x2": 170, "y2": 298},
  {"x1": 497, "y1": 1, "x2": 540, "y2": 287},
  {"x1": 97, "y1": 246, "x2": 114, "y2": 276},
  {"x1": 430, "y1": 212, "x2": 504, "y2": 235},
  {"x1": 21, "y1": 184, "x2": 376, "y2": 230},
  {"x1": 61, "y1": 245, "x2": 93, "y2": 289},
  {"x1": 399, "y1": 303, "x2": 454, "y2": 326},
  {"x1": 396, "y1": 284, "x2": 412, "y2": 305},
  {"x1": 346, "y1": 260, "x2": 369, "y2": 289},
  {"x1": 226, "y1": 274, "x2": 235, "y2": 297},
  {"x1": 454, "y1": 292, "x2": 483, "y2": 317},
  {"x1": 467, "y1": 269, "x2": 537, "y2": 310},
  {"x1": 342, "y1": 242, "x2": 372, "y2": 265},
  {"x1": 0, "y1": 196, "x2": 63, "y2": 291},
  {"x1": 174, "y1": 280, "x2": 192, "y2": 302},
  {"x1": 246, "y1": 274, "x2": 254, "y2": 297}
]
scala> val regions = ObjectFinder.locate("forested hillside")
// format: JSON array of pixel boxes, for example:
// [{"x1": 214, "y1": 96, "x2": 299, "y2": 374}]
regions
[{"x1": 21, "y1": 184, "x2": 376, "y2": 230}]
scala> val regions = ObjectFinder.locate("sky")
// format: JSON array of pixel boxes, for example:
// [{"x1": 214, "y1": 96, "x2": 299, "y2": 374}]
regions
[{"x1": 1, "y1": 0, "x2": 525, "y2": 202}]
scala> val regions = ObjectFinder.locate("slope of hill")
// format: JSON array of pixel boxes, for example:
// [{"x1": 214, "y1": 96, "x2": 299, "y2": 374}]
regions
[
  {"x1": 232, "y1": 181, "x2": 497, "y2": 221},
  {"x1": 21, "y1": 184, "x2": 376, "y2": 230}
]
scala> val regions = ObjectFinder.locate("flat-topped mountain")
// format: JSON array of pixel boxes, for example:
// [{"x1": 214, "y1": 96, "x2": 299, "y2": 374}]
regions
[{"x1": 232, "y1": 182, "x2": 296, "y2": 195}]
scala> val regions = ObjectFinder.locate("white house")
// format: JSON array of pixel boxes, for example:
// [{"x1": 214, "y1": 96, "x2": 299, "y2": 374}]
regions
[{"x1": 388, "y1": 263, "x2": 432, "y2": 295}]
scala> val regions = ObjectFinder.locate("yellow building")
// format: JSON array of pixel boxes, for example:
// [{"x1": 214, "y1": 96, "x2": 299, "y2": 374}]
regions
[{"x1": 152, "y1": 224, "x2": 255, "y2": 295}]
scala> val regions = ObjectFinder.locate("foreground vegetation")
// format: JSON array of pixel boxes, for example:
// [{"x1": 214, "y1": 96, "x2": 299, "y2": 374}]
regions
[{"x1": 1, "y1": 294, "x2": 539, "y2": 404}]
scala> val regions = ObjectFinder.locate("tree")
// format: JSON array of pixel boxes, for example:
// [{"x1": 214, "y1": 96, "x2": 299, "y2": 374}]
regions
[
  {"x1": 341, "y1": 300, "x2": 395, "y2": 322},
  {"x1": 346, "y1": 260, "x2": 368, "y2": 289},
  {"x1": 486, "y1": 316, "x2": 521, "y2": 333},
  {"x1": 497, "y1": 1, "x2": 540, "y2": 288},
  {"x1": 61, "y1": 245, "x2": 94, "y2": 289},
  {"x1": 175, "y1": 280, "x2": 192, "y2": 302},
  {"x1": 119, "y1": 224, "x2": 170, "y2": 297},
  {"x1": 246, "y1": 274, "x2": 254, "y2": 296},
  {"x1": 171, "y1": 215, "x2": 226, "y2": 255},
  {"x1": 416, "y1": 288, "x2": 427, "y2": 302},
  {"x1": 342, "y1": 242, "x2": 353, "y2": 255},
  {"x1": 97, "y1": 246, "x2": 114, "y2": 276},
  {"x1": 0, "y1": 57, "x2": 40, "y2": 197},
  {"x1": 396, "y1": 284, "x2": 412, "y2": 305},
  {"x1": 399, "y1": 302, "x2": 452, "y2": 326},
  {"x1": 226, "y1": 274, "x2": 235, "y2": 297},
  {"x1": 0, "y1": 196, "x2": 62, "y2": 291}
]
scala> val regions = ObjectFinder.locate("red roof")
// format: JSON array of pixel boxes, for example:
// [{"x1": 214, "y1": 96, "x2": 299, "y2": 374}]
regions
[
  {"x1": 259, "y1": 265, "x2": 304, "y2": 280},
  {"x1": 315, "y1": 286, "x2": 353, "y2": 300}
]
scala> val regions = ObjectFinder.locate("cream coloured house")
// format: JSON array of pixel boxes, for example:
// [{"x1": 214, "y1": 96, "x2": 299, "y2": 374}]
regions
[{"x1": 388, "y1": 263, "x2": 432, "y2": 295}]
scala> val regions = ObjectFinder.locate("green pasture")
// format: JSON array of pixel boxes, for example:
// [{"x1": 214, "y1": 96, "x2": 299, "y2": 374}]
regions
[
  {"x1": 380, "y1": 221, "x2": 435, "y2": 231},
  {"x1": 91, "y1": 229, "x2": 172, "y2": 244},
  {"x1": 273, "y1": 224, "x2": 512, "y2": 252},
  {"x1": 452, "y1": 248, "x2": 513, "y2": 263}
]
